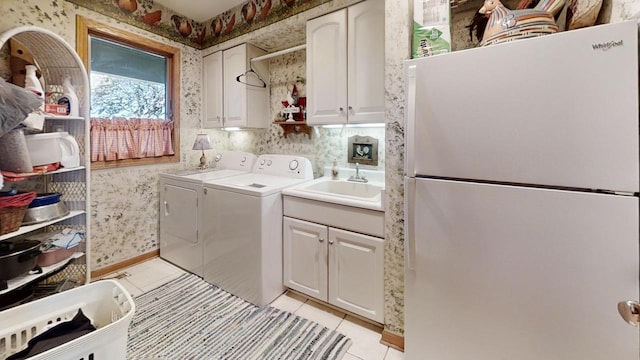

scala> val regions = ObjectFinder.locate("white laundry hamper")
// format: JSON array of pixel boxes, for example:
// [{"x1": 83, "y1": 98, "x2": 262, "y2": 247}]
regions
[{"x1": 0, "y1": 280, "x2": 135, "y2": 360}]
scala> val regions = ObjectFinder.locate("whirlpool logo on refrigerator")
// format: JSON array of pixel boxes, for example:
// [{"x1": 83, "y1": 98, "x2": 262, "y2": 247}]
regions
[{"x1": 592, "y1": 40, "x2": 624, "y2": 51}]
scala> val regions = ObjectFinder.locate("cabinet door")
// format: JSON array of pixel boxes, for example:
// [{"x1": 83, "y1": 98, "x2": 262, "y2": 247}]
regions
[
  {"x1": 283, "y1": 217, "x2": 328, "y2": 301},
  {"x1": 223, "y1": 44, "x2": 248, "y2": 128},
  {"x1": 306, "y1": 9, "x2": 347, "y2": 125},
  {"x1": 328, "y1": 227, "x2": 384, "y2": 322},
  {"x1": 203, "y1": 51, "x2": 223, "y2": 128},
  {"x1": 347, "y1": 0, "x2": 385, "y2": 124}
]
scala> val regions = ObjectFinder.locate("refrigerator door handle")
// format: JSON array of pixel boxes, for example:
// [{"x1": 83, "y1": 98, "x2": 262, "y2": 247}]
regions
[
  {"x1": 404, "y1": 65, "x2": 416, "y2": 177},
  {"x1": 404, "y1": 177, "x2": 416, "y2": 271}
]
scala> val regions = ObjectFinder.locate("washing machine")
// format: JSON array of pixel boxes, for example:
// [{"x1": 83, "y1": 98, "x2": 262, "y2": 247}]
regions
[
  {"x1": 159, "y1": 151, "x2": 256, "y2": 277},
  {"x1": 202, "y1": 154, "x2": 313, "y2": 306}
]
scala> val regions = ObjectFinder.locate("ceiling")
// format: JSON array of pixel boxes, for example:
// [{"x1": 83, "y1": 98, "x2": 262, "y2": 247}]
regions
[{"x1": 152, "y1": 0, "x2": 246, "y2": 22}]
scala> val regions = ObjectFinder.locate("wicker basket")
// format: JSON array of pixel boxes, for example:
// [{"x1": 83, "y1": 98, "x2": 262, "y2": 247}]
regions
[{"x1": 0, "y1": 192, "x2": 37, "y2": 235}]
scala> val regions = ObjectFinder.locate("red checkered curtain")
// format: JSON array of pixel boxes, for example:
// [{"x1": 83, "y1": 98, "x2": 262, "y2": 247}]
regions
[{"x1": 90, "y1": 118, "x2": 174, "y2": 162}]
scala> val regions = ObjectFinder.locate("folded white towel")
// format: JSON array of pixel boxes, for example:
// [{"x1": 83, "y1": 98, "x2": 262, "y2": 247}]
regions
[{"x1": 22, "y1": 111, "x2": 45, "y2": 131}]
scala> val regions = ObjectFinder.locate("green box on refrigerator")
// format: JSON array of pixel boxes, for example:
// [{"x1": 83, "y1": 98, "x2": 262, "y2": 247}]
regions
[{"x1": 413, "y1": 0, "x2": 451, "y2": 58}]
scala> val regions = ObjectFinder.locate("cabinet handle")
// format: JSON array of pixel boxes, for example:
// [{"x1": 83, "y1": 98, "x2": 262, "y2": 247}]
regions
[
  {"x1": 204, "y1": 188, "x2": 208, "y2": 195},
  {"x1": 339, "y1": 107, "x2": 344, "y2": 112},
  {"x1": 319, "y1": 237, "x2": 324, "y2": 243},
  {"x1": 348, "y1": 106, "x2": 353, "y2": 111},
  {"x1": 328, "y1": 239, "x2": 334, "y2": 245},
  {"x1": 163, "y1": 201, "x2": 169, "y2": 217}
]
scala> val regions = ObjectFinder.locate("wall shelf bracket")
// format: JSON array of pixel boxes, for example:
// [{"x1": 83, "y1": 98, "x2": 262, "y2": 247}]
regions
[{"x1": 273, "y1": 121, "x2": 312, "y2": 139}]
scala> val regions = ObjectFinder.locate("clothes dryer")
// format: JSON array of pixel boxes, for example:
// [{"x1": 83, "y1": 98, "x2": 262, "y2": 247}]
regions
[{"x1": 159, "y1": 151, "x2": 256, "y2": 277}]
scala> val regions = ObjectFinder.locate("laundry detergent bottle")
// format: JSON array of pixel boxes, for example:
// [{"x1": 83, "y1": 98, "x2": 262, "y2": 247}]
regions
[
  {"x1": 58, "y1": 76, "x2": 79, "y2": 117},
  {"x1": 24, "y1": 65, "x2": 44, "y2": 101}
]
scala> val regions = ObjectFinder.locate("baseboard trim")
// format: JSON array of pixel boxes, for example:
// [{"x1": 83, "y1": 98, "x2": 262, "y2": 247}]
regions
[
  {"x1": 91, "y1": 250, "x2": 159, "y2": 279},
  {"x1": 381, "y1": 330, "x2": 404, "y2": 352}
]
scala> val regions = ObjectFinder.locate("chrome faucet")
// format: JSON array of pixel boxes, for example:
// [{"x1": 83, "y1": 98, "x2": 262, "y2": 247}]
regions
[{"x1": 348, "y1": 162, "x2": 368, "y2": 183}]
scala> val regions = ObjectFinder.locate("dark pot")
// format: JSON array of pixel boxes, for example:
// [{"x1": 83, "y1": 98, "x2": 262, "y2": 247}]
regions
[
  {"x1": 0, "y1": 286, "x2": 34, "y2": 310},
  {"x1": 0, "y1": 239, "x2": 42, "y2": 281}
]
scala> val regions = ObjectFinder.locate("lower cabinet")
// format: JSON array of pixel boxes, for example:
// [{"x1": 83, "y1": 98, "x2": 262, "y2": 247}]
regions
[{"x1": 283, "y1": 216, "x2": 384, "y2": 323}]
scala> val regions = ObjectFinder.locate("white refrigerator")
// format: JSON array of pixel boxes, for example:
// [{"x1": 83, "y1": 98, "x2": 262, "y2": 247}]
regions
[{"x1": 404, "y1": 21, "x2": 639, "y2": 359}]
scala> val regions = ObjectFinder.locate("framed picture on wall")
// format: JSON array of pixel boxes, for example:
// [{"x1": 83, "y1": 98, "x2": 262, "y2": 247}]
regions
[{"x1": 348, "y1": 135, "x2": 378, "y2": 166}]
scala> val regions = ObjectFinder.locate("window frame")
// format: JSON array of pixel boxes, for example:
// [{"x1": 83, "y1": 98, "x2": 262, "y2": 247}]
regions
[{"x1": 76, "y1": 15, "x2": 181, "y2": 169}]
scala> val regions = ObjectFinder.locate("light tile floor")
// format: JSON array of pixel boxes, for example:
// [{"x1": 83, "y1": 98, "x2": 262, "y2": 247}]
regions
[{"x1": 99, "y1": 258, "x2": 404, "y2": 360}]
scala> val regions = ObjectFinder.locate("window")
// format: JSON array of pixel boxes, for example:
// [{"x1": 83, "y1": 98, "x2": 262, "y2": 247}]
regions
[
  {"x1": 76, "y1": 16, "x2": 180, "y2": 169},
  {"x1": 90, "y1": 37, "x2": 167, "y2": 119}
]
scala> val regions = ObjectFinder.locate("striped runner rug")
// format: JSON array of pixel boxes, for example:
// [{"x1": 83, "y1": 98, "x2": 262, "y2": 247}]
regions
[{"x1": 127, "y1": 273, "x2": 352, "y2": 360}]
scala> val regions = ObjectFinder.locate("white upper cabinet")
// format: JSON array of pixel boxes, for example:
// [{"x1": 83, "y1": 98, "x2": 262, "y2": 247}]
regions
[
  {"x1": 347, "y1": 0, "x2": 385, "y2": 124},
  {"x1": 306, "y1": 9, "x2": 348, "y2": 124},
  {"x1": 306, "y1": 0, "x2": 385, "y2": 125},
  {"x1": 203, "y1": 51, "x2": 223, "y2": 128},
  {"x1": 223, "y1": 45, "x2": 250, "y2": 128},
  {"x1": 203, "y1": 43, "x2": 269, "y2": 129}
]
